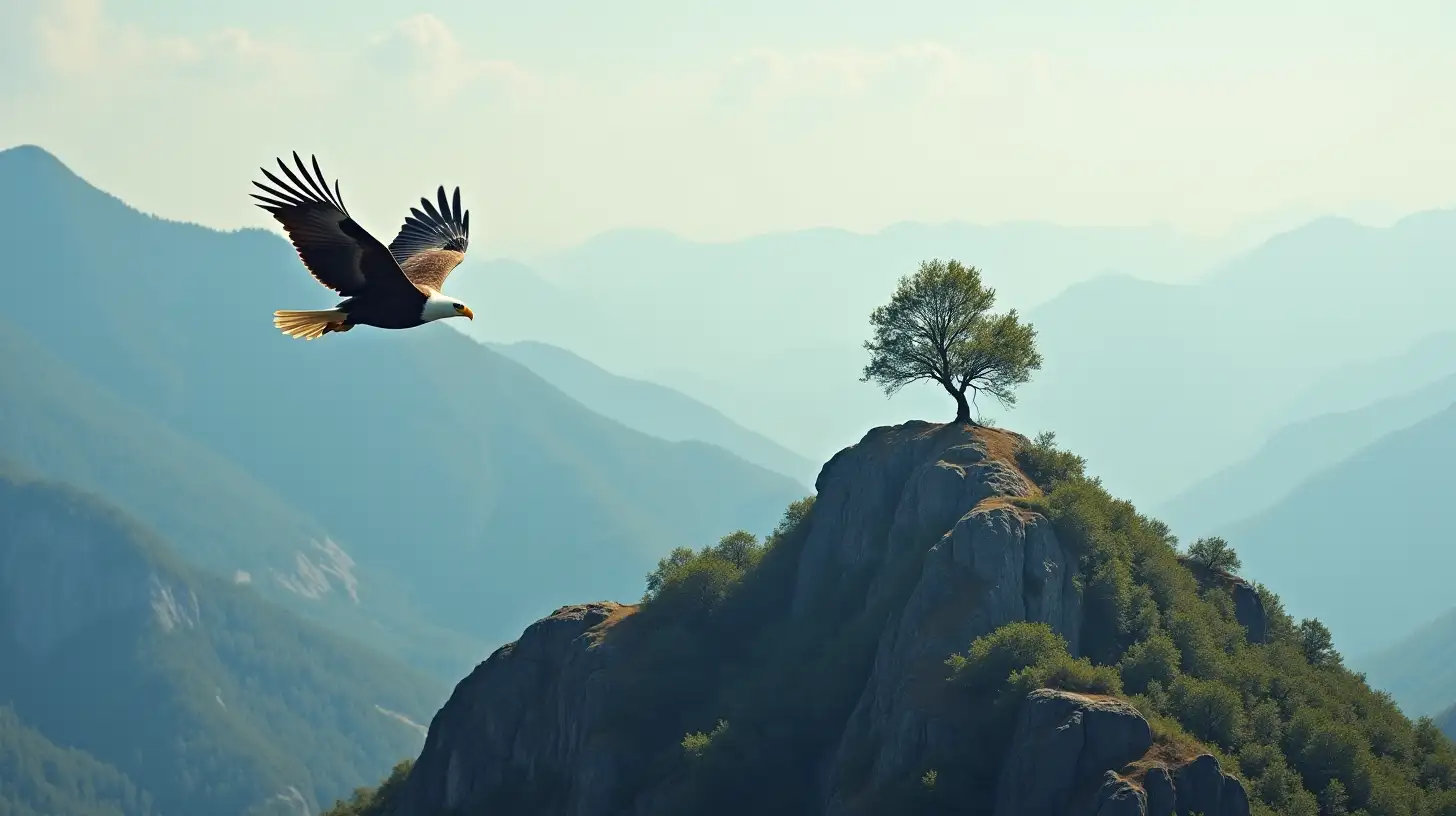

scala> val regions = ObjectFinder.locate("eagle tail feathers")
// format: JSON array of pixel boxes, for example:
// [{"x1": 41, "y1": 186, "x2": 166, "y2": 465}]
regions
[{"x1": 273, "y1": 309, "x2": 348, "y2": 340}]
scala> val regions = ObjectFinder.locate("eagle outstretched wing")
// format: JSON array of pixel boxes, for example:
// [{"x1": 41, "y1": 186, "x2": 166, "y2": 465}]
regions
[
  {"x1": 251, "y1": 153, "x2": 415, "y2": 298},
  {"x1": 388, "y1": 185, "x2": 470, "y2": 292}
]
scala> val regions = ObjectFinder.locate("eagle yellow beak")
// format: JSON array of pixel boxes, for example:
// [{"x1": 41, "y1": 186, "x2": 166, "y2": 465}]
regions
[{"x1": 461, "y1": 305, "x2": 474, "y2": 320}]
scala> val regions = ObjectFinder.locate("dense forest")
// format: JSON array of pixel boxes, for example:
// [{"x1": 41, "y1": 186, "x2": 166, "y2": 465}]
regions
[
  {"x1": 328, "y1": 430, "x2": 1456, "y2": 816},
  {"x1": 0, "y1": 706, "x2": 153, "y2": 816},
  {"x1": 0, "y1": 469, "x2": 443, "y2": 815}
]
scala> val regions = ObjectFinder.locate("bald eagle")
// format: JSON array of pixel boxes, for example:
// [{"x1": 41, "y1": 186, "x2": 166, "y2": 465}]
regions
[{"x1": 252, "y1": 152, "x2": 476, "y2": 340}]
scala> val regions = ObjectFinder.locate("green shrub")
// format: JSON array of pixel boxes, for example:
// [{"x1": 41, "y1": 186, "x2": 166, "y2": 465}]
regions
[
  {"x1": 682, "y1": 720, "x2": 729, "y2": 759},
  {"x1": 1118, "y1": 633, "x2": 1180, "y2": 694},
  {"x1": 1015, "y1": 430, "x2": 1087, "y2": 490},
  {"x1": 319, "y1": 760, "x2": 412, "y2": 816},
  {"x1": 946, "y1": 621, "x2": 1069, "y2": 693},
  {"x1": 1170, "y1": 675, "x2": 1244, "y2": 750}
]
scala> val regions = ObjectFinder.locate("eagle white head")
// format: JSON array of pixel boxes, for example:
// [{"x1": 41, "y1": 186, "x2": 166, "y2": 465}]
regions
[{"x1": 421, "y1": 292, "x2": 475, "y2": 323}]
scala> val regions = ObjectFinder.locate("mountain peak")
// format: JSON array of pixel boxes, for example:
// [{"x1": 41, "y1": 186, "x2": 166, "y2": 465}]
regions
[
  {"x1": 0, "y1": 143, "x2": 80, "y2": 183},
  {"x1": 384, "y1": 420, "x2": 1272, "y2": 815}
]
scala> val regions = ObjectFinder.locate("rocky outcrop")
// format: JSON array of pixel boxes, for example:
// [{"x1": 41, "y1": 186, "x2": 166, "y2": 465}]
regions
[
  {"x1": 393, "y1": 422, "x2": 1248, "y2": 816},
  {"x1": 1180, "y1": 556, "x2": 1268, "y2": 647},
  {"x1": 993, "y1": 690, "x2": 1251, "y2": 816},
  {"x1": 393, "y1": 602, "x2": 633, "y2": 816},
  {"x1": 1086, "y1": 772, "x2": 1149, "y2": 816},
  {"x1": 1162, "y1": 754, "x2": 1250, "y2": 816},
  {"x1": 993, "y1": 690, "x2": 1153, "y2": 816},
  {"x1": 792, "y1": 423, "x2": 1037, "y2": 618},
  {"x1": 1229, "y1": 577, "x2": 1268, "y2": 645},
  {"x1": 802, "y1": 424, "x2": 1083, "y2": 811}
]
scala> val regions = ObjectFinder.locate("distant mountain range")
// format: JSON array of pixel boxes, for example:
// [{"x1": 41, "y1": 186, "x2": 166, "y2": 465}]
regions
[
  {"x1": 0, "y1": 144, "x2": 806, "y2": 679},
  {"x1": 1362, "y1": 607, "x2": 1456, "y2": 720},
  {"x1": 1215, "y1": 400, "x2": 1456, "y2": 660},
  {"x1": 1157, "y1": 366, "x2": 1456, "y2": 538},
  {"x1": 1012, "y1": 212, "x2": 1456, "y2": 506},
  {"x1": 485, "y1": 340, "x2": 816, "y2": 484},
  {"x1": 448, "y1": 199, "x2": 1456, "y2": 510},
  {"x1": 0, "y1": 466, "x2": 442, "y2": 815},
  {"x1": 1264, "y1": 330, "x2": 1456, "y2": 430}
]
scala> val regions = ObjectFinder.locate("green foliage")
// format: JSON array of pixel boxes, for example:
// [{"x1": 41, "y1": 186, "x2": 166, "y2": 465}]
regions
[
  {"x1": 1186, "y1": 536, "x2": 1242, "y2": 574},
  {"x1": 1015, "y1": 430, "x2": 1089, "y2": 491},
  {"x1": 946, "y1": 621, "x2": 1123, "y2": 705},
  {"x1": 0, "y1": 473, "x2": 442, "y2": 816},
  {"x1": 1012, "y1": 432, "x2": 1456, "y2": 816},
  {"x1": 682, "y1": 720, "x2": 730, "y2": 759},
  {"x1": 641, "y1": 530, "x2": 769, "y2": 621},
  {"x1": 945, "y1": 621, "x2": 1069, "y2": 693},
  {"x1": 607, "y1": 493, "x2": 935, "y2": 815},
  {"x1": 645, "y1": 547, "x2": 696, "y2": 598},
  {"x1": 1169, "y1": 675, "x2": 1244, "y2": 749},
  {"x1": 631, "y1": 430, "x2": 1456, "y2": 816},
  {"x1": 319, "y1": 760, "x2": 413, "y2": 816},
  {"x1": 0, "y1": 706, "x2": 153, "y2": 816},
  {"x1": 861, "y1": 259, "x2": 1042, "y2": 422},
  {"x1": 1118, "y1": 632, "x2": 1180, "y2": 694},
  {"x1": 1298, "y1": 618, "x2": 1342, "y2": 667}
]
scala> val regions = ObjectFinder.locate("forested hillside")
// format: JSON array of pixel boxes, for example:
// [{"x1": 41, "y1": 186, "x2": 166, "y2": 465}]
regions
[{"x1": 0, "y1": 467, "x2": 444, "y2": 815}]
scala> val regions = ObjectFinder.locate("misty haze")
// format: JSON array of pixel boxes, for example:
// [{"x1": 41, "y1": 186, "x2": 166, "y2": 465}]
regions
[{"x1": 2, "y1": 2, "x2": 1455, "y2": 815}]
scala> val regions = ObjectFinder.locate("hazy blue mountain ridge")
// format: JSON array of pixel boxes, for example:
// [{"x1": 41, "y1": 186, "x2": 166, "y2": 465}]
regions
[
  {"x1": 1157, "y1": 366, "x2": 1456, "y2": 537},
  {"x1": 456, "y1": 192, "x2": 1456, "y2": 512},
  {"x1": 1219, "y1": 401, "x2": 1456, "y2": 659},
  {"x1": 486, "y1": 339, "x2": 816, "y2": 484},
  {"x1": 0, "y1": 143, "x2": 806, "y2": 675},
  {"x1": 0, "y1": 467, "x2": 444, "y2": 816}
]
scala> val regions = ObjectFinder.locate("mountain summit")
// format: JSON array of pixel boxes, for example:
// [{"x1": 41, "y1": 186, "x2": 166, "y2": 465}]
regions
[{"x1": 334, "y1": 422, "x2": 1450, "y2": 816}]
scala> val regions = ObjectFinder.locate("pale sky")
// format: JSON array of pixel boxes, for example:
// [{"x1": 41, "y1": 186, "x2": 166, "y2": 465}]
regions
[{"x1": 2, "y1": 0, "x2": 1454, "y2": 257}]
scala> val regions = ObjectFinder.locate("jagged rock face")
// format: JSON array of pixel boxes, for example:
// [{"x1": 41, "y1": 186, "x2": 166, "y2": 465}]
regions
[
  {"x1": 793, "y1": 422, "x2": 1035, "y2": 619},
  {"x1": 1088, "y1": 772, "x2": 1149, "y2": 816},
  {"x1": 0, "y1": 485, "x2": 197, "y2": 655},
  {"x1": 1229, "y1": 578, "x2": 1269, "y2": 645},
  {"x1": 815, "y1": 424, "x2": 1082, "y2": 810},
  {"x1": 993, "y1": 690, "x2": 1154, "y2": 816},
  {"x1": 994, "y1": 690, "x2": 1251, "y2": 816},
  {"x1": 393, "y1": 602, "x2": 630, "y2": 816},
  {"x1": 1166, "y1": 754, "x2": 1250, "y2": 816}
]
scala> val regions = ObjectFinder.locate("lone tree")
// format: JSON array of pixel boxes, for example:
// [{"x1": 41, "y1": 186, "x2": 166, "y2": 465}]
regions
[
  {"x1": 861, "y1": 259, "x2": 1042, "y2": 424},
  {"x1": 1186, "y1": 536, "x2": 1242, "y2": 575}
]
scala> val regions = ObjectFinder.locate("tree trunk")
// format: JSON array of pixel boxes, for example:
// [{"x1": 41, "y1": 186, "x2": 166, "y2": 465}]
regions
[{"x1": 951, "y1": 388, "x2": 971, "y2": 424}]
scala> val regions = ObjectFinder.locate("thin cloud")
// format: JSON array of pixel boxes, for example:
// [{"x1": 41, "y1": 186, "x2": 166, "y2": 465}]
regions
[
  {"x1": 33, "y1": 0, "x2": 301, "y2": 89},
  {"x1": 362, "y1": 14, "x2": 539, "y2": 107}
]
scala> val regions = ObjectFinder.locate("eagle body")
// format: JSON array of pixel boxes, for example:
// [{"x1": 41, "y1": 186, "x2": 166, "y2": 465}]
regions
[{"x1": 253, "y1": 153, "x2": 476, "y2": 340}]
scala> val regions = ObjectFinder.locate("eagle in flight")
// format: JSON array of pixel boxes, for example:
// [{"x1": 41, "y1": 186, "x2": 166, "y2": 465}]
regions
[{"x1": 252, "y1": 152, "x2": 476, "y2": 340}]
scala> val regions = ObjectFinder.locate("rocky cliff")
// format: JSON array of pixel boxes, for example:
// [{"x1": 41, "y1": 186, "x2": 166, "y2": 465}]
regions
[{"x1": 391, "y1": 421, "x2": 1256, "y2": 816}]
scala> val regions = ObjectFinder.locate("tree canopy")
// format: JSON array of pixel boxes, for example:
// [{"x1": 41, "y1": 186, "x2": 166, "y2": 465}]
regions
[
  {"x1": 1187, "y1": 536, "x2": 1242, "y2": 574},
  {"x1": 861, "y1": 259, "x2": 1042, "y2": 424}
]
